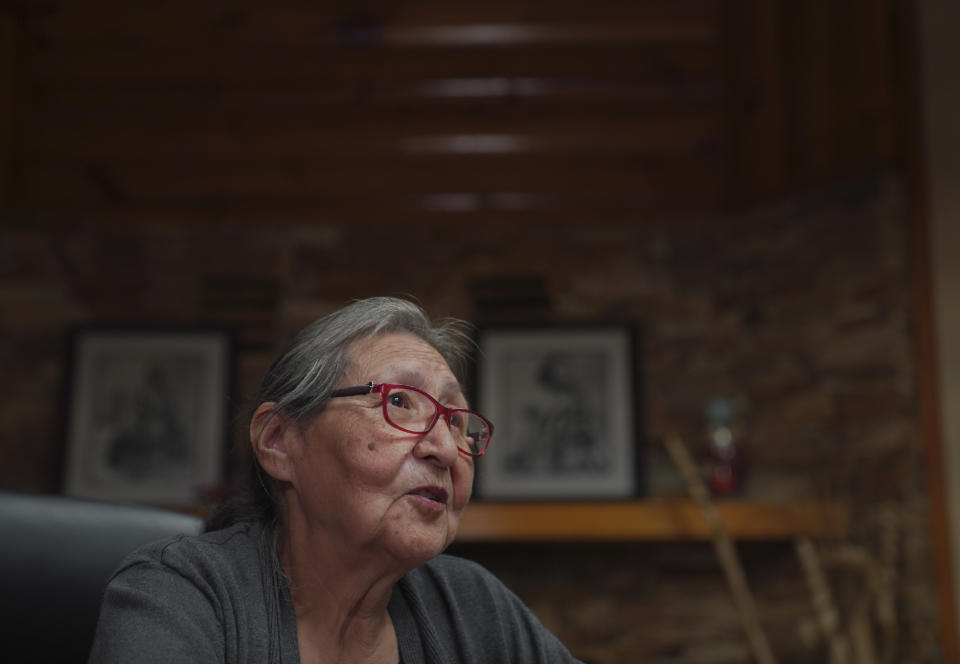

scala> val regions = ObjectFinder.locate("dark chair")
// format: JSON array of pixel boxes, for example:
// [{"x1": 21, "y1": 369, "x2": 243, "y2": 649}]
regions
[{"x1": 0, "y1": 491, "x2": 203, "y2": 663}]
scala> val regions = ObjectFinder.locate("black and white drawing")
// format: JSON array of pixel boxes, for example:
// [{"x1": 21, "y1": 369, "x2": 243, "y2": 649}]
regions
[
  {"x1": 475, "y1": 326, "x2": 639, "y2": 499},
  {"x1": 63, "y1": 328, "x2": 231, "y2": 505}
]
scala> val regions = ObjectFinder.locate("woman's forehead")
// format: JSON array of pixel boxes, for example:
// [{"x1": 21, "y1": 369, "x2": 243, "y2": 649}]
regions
[{"x1": 348, "y1": 333, "x2": 458, "y2": 386}]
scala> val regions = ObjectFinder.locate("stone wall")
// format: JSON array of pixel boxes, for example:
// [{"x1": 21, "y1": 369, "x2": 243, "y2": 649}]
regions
[{"x1": 0, "y1": 175, "x2": 942, "y2": 662}]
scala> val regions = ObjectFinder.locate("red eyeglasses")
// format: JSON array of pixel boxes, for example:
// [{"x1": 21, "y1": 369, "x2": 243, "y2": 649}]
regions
[{"x1": 329, "y1": 382, "x2": 493, "y2": 457}]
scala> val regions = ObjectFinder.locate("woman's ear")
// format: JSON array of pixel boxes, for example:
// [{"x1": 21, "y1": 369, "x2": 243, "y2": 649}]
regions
[{"x1": 250, "y1": 402, "x2": 297, "y2": 483}]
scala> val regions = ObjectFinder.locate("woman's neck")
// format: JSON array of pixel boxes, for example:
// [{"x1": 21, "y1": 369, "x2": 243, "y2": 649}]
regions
[
  {"x1": 294, "y1": 608, "x2": 398, "y2": 664},
  {"x1": 278, "y1": 512, "x2": 403, "y2": 664}
]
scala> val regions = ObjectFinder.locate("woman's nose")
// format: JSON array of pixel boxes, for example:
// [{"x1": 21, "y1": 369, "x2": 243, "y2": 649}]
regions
[{"x1": 413, "y1": 417, "x2": 461, "y2": 467}]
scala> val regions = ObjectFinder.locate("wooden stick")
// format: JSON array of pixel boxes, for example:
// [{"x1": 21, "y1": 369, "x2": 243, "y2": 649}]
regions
[
  {"x1": 849, "y1": 607, "x2": 879, "y2": 664},
  {"x1": 818, "y1": 543, "x2": 885, "y2": 664},
  {"x1": 664, "y1": 434, "x2": 779, "y2": 664},
  {"x1": 795, "y1": 537, "x2": 851, "y2": 664}
]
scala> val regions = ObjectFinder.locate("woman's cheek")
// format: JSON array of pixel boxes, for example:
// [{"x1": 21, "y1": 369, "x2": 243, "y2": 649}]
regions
[{"x1": 452, "y1": 458, "x2": 475, "y2": 511}]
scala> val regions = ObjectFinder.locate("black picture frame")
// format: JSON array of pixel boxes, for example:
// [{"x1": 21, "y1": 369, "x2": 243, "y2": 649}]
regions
[
  {"x1": 473, "y1": 324, "x2": 642, "y2": 500},
  {"x1": 61, "y1": 327, "x2": 232, "y2": 505}
]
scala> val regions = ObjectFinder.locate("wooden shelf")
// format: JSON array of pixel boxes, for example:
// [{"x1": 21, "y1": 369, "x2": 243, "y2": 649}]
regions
[{"x1": 455, "y1": 499, "x2": 850, "y2": 542}]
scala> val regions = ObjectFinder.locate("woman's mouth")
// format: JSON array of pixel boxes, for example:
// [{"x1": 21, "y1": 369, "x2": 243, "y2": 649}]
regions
[{"x1": 407, "y1": 485, "x2": 449, "y2": 509}]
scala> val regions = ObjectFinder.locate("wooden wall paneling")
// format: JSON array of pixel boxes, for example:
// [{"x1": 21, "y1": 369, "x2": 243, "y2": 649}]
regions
[
  {"x1": 29, "y1": 2, "x2": 723, "y2": 45},
  {"x1": 28, "y1": 43, "x2": 722, "y2": 83},
  {"x1": 24, "y1": 79, "x2": 719, "y2": 158},
  {"x1": 910, "y1": 147, "x2": 959, "y2": 664},
  {"x1": 23, "y1": 2, "x2": 723, "y2": 80},
  {"x1": 0, "y1": 12, "x2": 23, "y2": 210},
  {"x1": 15, "y1": 0, "x2": 730, "y2": 221},
  {"x1": 725, "y1": 0, "x2": 903, "y2": 208},
  {"x1": 24, "y1": 85, "x2": 723, "y2": 128},
  {"x1": 723, "y1": 0, "x2": 787, "y2": 205},
  {"x1": 20, "y1": 155, "x2": 725, "y2": 218},
  {"x1": 834, "y1": 0, "x2": 898, "y2": 174},
  {"x1": 903, "y1": 0, "x2": 959, "y2": 659},
  {"x1": 784, "y1": 0, "x2": 837, "y2": 187},
  {"x1": 27, "y1": 112, "x2": 724, "y2": 157},
  {"x1": 20, "y1": 70, "x2": 723, "y2": 128},
  {"x1": 912, "y1": 187, "x2": 959, "y2": 664},
  {"x1": 867, "y1": 0, "x2": 900, "y2": 164},
  {"x1": 10, "y1": 0, "x2": 906, "y2": 219}
]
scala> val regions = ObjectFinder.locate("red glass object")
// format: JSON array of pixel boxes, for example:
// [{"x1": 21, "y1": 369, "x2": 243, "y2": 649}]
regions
[
  {"x1": 700, "y1": 397, "x2": 746, "y2": 495},
  {"x1": 701, "y1": 425, "x2": 744, "y2": 495}
]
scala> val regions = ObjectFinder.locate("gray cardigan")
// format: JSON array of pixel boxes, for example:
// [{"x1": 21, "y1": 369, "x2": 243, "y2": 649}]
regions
[{"x1": 88, "y1": 521, "x2": 582, "y2": 663}]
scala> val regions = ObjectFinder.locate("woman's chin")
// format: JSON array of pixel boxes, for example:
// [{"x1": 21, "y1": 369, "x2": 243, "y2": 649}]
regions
[{"x1": 384, "y1": 520, "x2": 458, "y2": 567}]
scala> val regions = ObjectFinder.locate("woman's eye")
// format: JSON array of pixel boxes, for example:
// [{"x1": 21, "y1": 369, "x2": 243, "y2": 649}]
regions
[
  {"x1": 449, "y1": 412, "x2": 468, "y2": 433},
  {"x1": 388, "y1": 393, "x2": 408, "y2": 408}
]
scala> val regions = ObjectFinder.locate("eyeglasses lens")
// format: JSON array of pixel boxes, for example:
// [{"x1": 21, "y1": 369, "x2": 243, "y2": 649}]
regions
[
  {"x1": 383, "y1": 386, "x2": 490, "y2": 455},
  {"x1": 384, "y1": 387, "x2": 433, "y2": 429},
  {"x1": 459, "y1": 412, "x2": 491, "y2": 455}
]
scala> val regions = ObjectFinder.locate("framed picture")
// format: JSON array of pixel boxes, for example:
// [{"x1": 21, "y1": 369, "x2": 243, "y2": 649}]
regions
[
  {"x1": 62, "y1": 327, "x2": 232, "y2": 505},
  {"x1": 474, "y1": 325, "x2": 641, "y2": 499}
]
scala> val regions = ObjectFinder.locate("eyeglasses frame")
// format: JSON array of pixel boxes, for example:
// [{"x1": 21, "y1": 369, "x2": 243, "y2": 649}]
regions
[{"x1": 329, "y1": 381, "x2": 493, "y2": 457}]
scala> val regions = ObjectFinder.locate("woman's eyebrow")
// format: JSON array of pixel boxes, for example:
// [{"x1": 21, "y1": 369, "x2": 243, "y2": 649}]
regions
[
  {"x1": 388, "y1": 369, "x2": 425, "y2": 387},
  {"x1": 438, "y1": 380, "x2": 466, "y2": 404},
  {"x1": 387, "y1": 370, "x2": 465, "y2": 403}
]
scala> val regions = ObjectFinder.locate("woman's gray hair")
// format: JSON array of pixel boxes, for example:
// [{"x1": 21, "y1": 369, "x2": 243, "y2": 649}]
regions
[
  {"x1": 258, "y1": 296, "x2": 473, "y2": 422},
  {"x1": 206, "y1": 296, "x2": 473, "y2": 531}
]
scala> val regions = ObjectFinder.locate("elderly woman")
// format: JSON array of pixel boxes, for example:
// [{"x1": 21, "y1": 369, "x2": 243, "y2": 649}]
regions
[{"x1": 89, "y1": 297, "x2": 582, "y2": 664}]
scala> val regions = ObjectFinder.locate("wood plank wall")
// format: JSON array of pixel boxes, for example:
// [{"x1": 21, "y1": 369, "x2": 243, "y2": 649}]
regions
[{"x1": 1, "y1": 0, "x2": 903, "y2": 224}]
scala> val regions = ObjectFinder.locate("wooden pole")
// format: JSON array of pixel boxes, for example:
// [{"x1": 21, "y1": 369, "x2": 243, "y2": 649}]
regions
[
  {"x1": 664, "y1": 434, "x2": 779, "y2": 664},
  {"x1": 795, "y1": 537, "x2": 851, "y2": 664}
]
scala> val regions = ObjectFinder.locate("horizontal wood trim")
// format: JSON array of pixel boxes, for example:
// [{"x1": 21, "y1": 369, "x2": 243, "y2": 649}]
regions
[
  {"x1": 38, "y1": 24, "x2": 719, "y2": 49},
  {"x1": 27, "y1": 44, "x2": 722, "y2": 82},
  {"x1": 31, "y1": 2, "x2": 722, "y2": 45},
  {"x1": 26, "y1": 117, "x2": 723, "y2": 159},
  {"x1": 29, "y1": 77, "x2": 722, "y2": 113},
  {"x1": 20, "y1": 159, "x2": 724, "y2": 204},
  {"x1": 26, "y1": 97, "x2": 723, "y2": 129},
  {"x1": 456, "y1": 499, "x2": 851, "y2": 542},
  {"x1": 13, "y1": 194, "x2": 725, "y2": 225}
]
